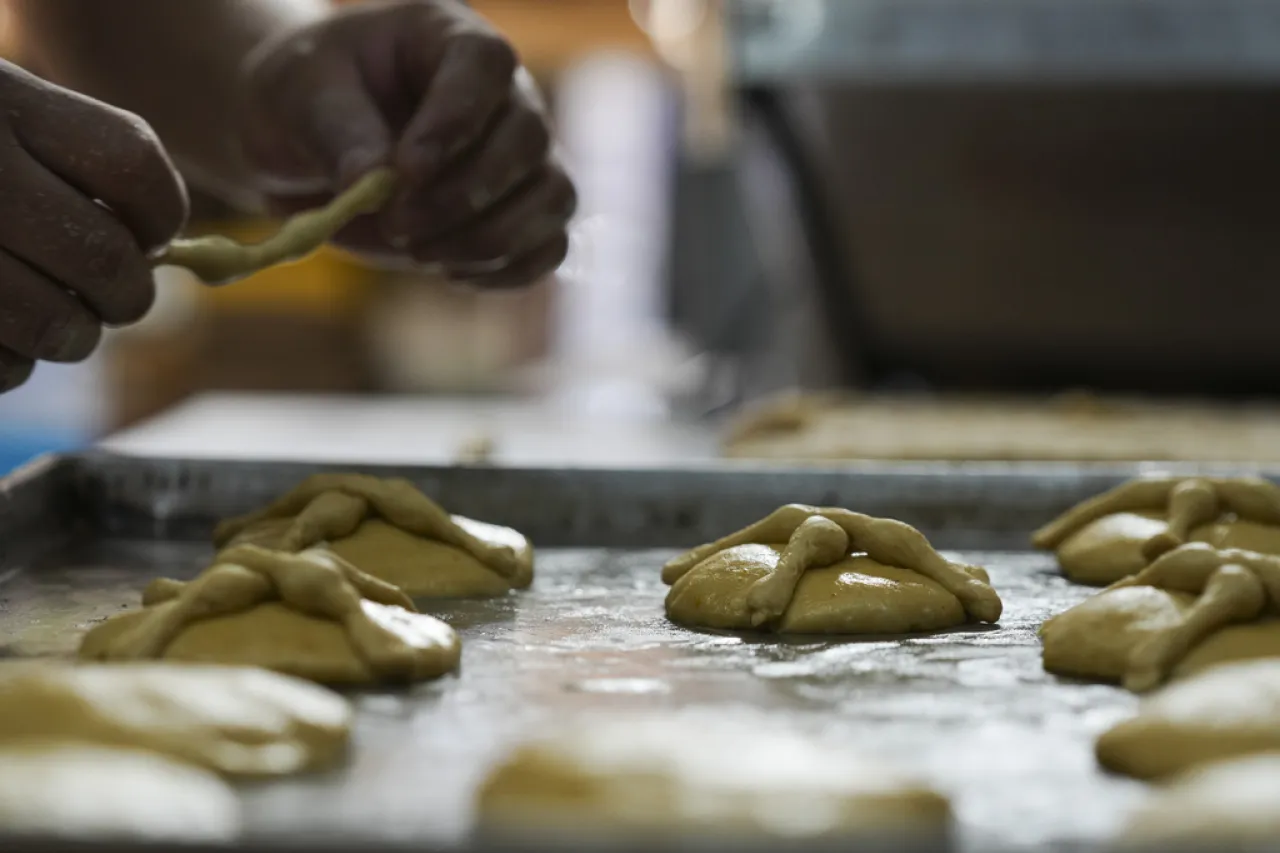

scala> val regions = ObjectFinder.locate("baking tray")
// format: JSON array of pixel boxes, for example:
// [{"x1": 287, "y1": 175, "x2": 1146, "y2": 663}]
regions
[{"x1": 0, "y1": 452, "x2": 1275, "y2": 853}]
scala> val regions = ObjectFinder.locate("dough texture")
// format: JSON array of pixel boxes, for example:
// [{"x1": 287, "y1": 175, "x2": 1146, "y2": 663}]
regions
[
  {"x1": 476, "y1": 714, "x2": 952, "y2": 841},
  {"x1": 0, "y1": 743, "x2": 240, "y2": 841},
  {"x1": 0, "y1": 663, "x2": 350, "y2": 777},
  {"x1": 1119, "y1": 752, "x2": 1280, "y2": 844},
  {"x1": 1096, "y1": 660, "x2": 1280, "y2": 780},
  {"x1": 663, "y1": 505, "x2": 1000, "y2": 634},
  {"x1": 80, "y1": 545, "x2": 461, "y2": 685},
  {"x1": 1041, "y1": 543, "x2": 1278, "y2": 691},
  {"x1": 1033, "y1": 476, "x2": 1280, "y2": 585},
  {"x1": 215, "y1": 473, "x2": 533, "y2": 598}
]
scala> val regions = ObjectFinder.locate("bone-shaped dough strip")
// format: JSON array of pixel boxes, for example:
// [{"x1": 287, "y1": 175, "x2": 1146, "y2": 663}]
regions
[{"x1": 153, "y1": 168, "x2": 397, "y2": 285}]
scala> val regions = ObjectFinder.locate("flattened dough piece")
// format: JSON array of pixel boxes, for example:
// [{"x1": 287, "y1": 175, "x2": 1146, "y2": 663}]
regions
[
  {"x1": 1119, "y1": 753, "x2": 1280, "y2": 844},
  {"x1": 1172, "y1": 619, "x2": 1280, "y2": 681},
  {"x1": 79, "y1": 546, "x2": 462, "y2": 685},
  {"x1": 327, "y1": 519, "x2": 526, "y2": 598},
  {"x1": 81, "y1": 601, "x2": 460, "y2": 685},
  {"x1": 477, "y1": 714, "x2": 951, "y2": 841},
  {"x1": 0, "y1": 743, "x2": 240, "y2": 841},
  {"x1": 1097, "y1": 660, "x2": 1280, "y2": 780},
  {"x1": 666, "y1": 544, "x2": 968, "y2": 635},
  {"x1": 1055, "y1": 512, "x2": 1170, "y2": 586},
  {"x1": 215, "y1": 474, "x2": 534, "y2": 598},
  {"x1": 1041, "y1": 586, "x2": 1196, "y2": 683},
  {"x1": 0, "y1": 663, "x2": 350, "y2": 777}
]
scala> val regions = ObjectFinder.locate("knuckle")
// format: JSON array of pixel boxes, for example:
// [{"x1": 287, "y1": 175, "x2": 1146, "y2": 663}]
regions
[
  {"x1": 453, "y1": 30, "x2": 517, "y2": 81},
  {"x1": 547, "y1": 171, "x2": 578, "y2": 220},
  {"x1": 516, "y1": 110, "x2": 552, "y2": 160},
  {"x1": 0, "y1": 352, "x2": 34, "y2": 392}
]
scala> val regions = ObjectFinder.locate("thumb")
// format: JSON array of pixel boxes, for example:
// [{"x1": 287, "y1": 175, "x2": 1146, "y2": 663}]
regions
[{"x1": 287, "y1": 59, "x2": 392, "y2": 188}]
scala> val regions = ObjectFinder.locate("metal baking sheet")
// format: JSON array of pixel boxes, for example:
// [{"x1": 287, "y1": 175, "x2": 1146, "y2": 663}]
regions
[{"x1": 0, "y1": 452, "x2": 1273, "y2": 853}]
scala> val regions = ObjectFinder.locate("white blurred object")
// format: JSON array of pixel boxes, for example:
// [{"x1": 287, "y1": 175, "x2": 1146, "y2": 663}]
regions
[{"x1": 552, "y1": 50, "x2": 681, "y2": 419}]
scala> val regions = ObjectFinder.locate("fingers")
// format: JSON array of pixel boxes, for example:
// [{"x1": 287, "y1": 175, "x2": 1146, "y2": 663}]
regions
[
  {"x1": 0, "y1": 345, "x2": 34, "y2": 393},
  {"x1": 385, "y1": 96, "x2": 551, "y2": 244},
  {"x1": 455, "y1": 234, "x2": 569, "y2": 289},
  {"x1": 410, "y1": 164, "x2": 576, "y2": 269},
  {"x1": 394, "y1": 18, "x2": 518, "y2": 181},
  {"x1": 0, "y1": 156, "x2": 157, "y2": 324},
  {"x1": 0, "y1": 250, "x2": 100, "y2": 362},
  {"x1": 15, "y1": 84, "x2": 187, "y2": 252}
]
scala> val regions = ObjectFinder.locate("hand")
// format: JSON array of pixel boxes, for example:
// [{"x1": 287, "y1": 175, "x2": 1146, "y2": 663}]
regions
[
  {"x1": 238, "y1": 0, "x2": 575, "y2": 289},
  {"x1": 0, "y1": 60, "x2": 187, "y2": 392}
]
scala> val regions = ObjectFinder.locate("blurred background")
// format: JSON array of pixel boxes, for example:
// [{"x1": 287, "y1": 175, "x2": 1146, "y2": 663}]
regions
[{"x1": 3, "y1": 0, "x2": 1280, "y2": 469}]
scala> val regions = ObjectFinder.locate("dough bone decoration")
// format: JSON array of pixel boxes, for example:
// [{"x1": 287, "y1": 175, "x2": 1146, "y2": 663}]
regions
[
  {"x1": 78, "y1": 544, "x2": 461, "y2": 685},
  {"x1": 1033, "y1": 475, "x2": 1280, "y2": 585},
  {"x1": 1042, "y1": 542, "x2": 1280, "y2": 691},
  {"x1": 663, "y1": 504, "x2": 1001, "y2": 633},
  {"x1": 214, "y1": 473, "x2": 533, "y2": 598},
  {"x1": 153, "y1": 168, "x2": 397, "y2": 285}
]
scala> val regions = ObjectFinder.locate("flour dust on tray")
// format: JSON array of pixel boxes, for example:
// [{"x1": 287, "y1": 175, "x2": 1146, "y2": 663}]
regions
[
  {"x1": 662, "y1": 504, "x2": 1001, "y2": 635},
  {"x1": 215, "y1": 473, "x2": 534, "y2": 598}
]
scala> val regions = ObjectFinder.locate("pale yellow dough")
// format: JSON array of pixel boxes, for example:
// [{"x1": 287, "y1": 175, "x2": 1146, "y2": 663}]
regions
[
  {"x1": 1096, "y1": 660, "x2": 1280, "y2": 780},
  {"x1": 216, "y1": 473, "x2": 533, "y2": 598},
  {"x1": 663, "y1": 505, "x2": 999, "y2": 635},
  {"x1": 0, "y1": 743, "x2": 240, "y2": 841},
  {"x1": 1041, "y1": 543, "x2": 1280, "y2": 691},
  {"x1": 476, "y1": 714, "x2": 952, "y2": 841},
  {"x1": 1034, "y1": 476, "x2": 1280, "y2": 586},
  {"x1": 0, "y1": 663, "x2": 350, "y2": 777},
  {"x1": 79, "y1": 545, "x2": 461, "y2": 685},
  {"x1": 1119, "y1": 752, "x2": 1280, "y2": 844}
]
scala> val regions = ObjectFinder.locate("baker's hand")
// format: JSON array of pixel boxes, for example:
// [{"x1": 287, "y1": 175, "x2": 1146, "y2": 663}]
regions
[
  {"x1": 238, "y1": 0, "x2": 575, "y2": 289},
  {"x1": 0, "y1": 61, "x2": 187, "y2": 392}
]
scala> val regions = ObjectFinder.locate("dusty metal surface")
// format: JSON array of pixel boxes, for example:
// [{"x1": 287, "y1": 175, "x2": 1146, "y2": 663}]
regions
[{"x1": 0, "y1": 454, "x2": 1268, "y2": 852}]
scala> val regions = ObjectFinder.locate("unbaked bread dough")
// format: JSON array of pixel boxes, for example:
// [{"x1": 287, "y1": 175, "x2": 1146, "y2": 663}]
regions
[
  {"x1": 80, "y1": 545, "x2": 461, "y2": 685},
  {"x1": 1034, "y1": 476, "x2": 1280, "y2": 585},
  {"x1": 1118, "y1": 752, "x2": 1280, "y2": 844},
  {"x1": 215, "y1": 473, "x2": 533, "y2": 598},
  {"x1": 1096, "y1": 660, "x2": 1280, "y2": 780},
  {"x1": 1041, "y1": 543, "x2": 1277, "y2": 691},
  {"x1": 0, "y1": 663, "x2": 350, "y2": 777},
  {"x1": 663, "y1": 505, "x2": 1000, "y2": 634},
  {"x1": 722, "y1": 391, "x2": 1280, "y2": 463},
  {"x1": 0, "y1": 743, "x2": 240, "y2": 841},
  {"x1": 476, "y1": 714, "x2": 952, "y2": 841}
]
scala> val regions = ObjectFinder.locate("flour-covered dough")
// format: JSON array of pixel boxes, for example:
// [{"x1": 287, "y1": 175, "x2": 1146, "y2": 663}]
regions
[
  {"x1": 663, "y1": 505, "x2": 1000, "y2": 635},
  {"x1": 1119, "y1": 753, "x2": 1280, "y2": 844},
  {"x1": 215, "y1": 473, "x2": 533, "y2": 598},
  {"x1": 0, "y1": 663, "x2": 350, "y2": 777},
  {"x1": 80, "y1": 545, "x2": 461, "y2": 685},
  {"x1": 0, "y1": 743, "x2": 240, "y2": 841},
  {"x1": 1096, "y1": 660, "x2": 1280, "y2": 780},
  {"x1": 476, "y1": 714, "x2": 951, "y2": 841}
]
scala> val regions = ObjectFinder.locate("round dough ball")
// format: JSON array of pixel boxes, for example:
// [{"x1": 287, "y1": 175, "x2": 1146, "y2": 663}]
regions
[
  {"x1": 0, "y1": 663, "x2": 350, "y2": 777},
  {"x1": 476, "y1": 714, "x2": 951, "y2": 841},
  {"x1": 1055, "y1": 512, "x2": 1168, "y2": 586},
  {"x1": 1119, "y1": 752, "x2": 1280, "y2": 844},
  {"x1": 664, "y1": 544, "x2": 967, "y2": 635},
  {"x1": 0, "y1": 743, "x2": 240, "y2": 841},
  {"x1": 1096, "y1": 660, "x2": 1280, "y2": 780},
  {"x1": 81, "y1": 600, "x2": 460, "y2": 686},
  {"x1": 1190, "y1": 520, "x2": 1280, "y2": 556},
  {"x1": 1040, "y1": 586, "x2": 1195, "y2": 683},
  {"x1": 326, "y1": 519, "x2": 532, "y2": 599},
  {"x1": 1172, "y1": 620, "x2": 1280, "y2": 681}
]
